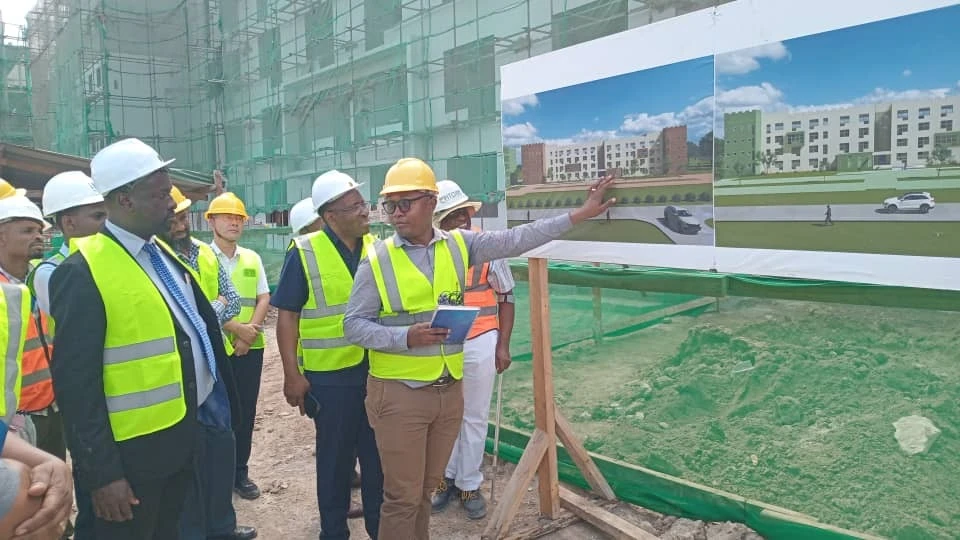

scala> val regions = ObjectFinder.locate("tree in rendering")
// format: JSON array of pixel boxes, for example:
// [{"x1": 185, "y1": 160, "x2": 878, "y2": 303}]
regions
[{"x1": 930, "y1": 145, "x2": 953, "y2": 176}]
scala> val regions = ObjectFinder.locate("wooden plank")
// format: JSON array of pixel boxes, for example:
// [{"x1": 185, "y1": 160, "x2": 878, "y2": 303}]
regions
[
  {"x1": 528, "y1": 257, "x2": 560, "y2": 518},
  {"x1": 500, "y1": 513, "x2": 582, "y2": 540},
  {"x1": 482, "y1": 428, "x2": 551, "y2": 540},
  {"x1": 554, "y1": 409, "x2": 615, "y2": 501},
  {"x1": 559, "y1": 486, "x2": 660, "y2": 540}
]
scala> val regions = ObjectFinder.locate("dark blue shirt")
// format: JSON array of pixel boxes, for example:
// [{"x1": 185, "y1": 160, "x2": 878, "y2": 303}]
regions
[{"x1": 270, "y1": 226, "x2": 367, "y2": 387}]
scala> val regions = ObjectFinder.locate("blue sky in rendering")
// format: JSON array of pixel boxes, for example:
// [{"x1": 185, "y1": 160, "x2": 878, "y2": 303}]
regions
[
  {"x1": 503, "y1": 4, "x2": 960, "y2": 147},
  {"x1": 501, "y1": 56, "x2": 715, "y2": 147},
  {"x1": 713, "y1": 4, "x2": 960, "y2": 116}
]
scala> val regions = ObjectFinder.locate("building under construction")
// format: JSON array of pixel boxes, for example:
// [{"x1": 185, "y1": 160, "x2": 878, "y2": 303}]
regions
[{"x1": 19, "y1": 0, "x2": 728, "y2": 221}]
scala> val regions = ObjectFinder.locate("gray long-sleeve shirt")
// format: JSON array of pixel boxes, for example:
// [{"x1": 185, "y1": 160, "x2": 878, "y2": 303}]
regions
[{"x1": 343, "y1": 214, "x2": 573, "y2": 353}]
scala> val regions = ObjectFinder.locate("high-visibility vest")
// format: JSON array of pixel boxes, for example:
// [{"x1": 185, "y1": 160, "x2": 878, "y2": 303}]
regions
[
  {"x1": 367, "y1": 231, "x2": 468, "y2": 381},
  {"x1": 0, "y1": 275, "x2": 54, "y2": 413},
  {"x1": 26, "y1": 249, "x2": 68, "y2": 336},
  {"x1": 294, "y1": 231, "x2": 373, "y2": 373},
  {"x1": 73, "y1": 234, "x2": 187, "y2": 442},
  {"x1": 156, "y1": 238, "x2": 235, "y2": 356},
  {"x1": 465, "y1": 262, "x2": 499, "y2": 340},
  {"x1": 226, "y1": 246, "x2": 265, "y2": 350},
  {"x1": 0, "y1": 282, "x2": 30, "y2": 424}
]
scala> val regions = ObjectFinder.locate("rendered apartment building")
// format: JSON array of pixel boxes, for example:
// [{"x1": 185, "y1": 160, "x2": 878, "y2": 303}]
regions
[{"x1": 723, "y1": 95, "x2": 960, "y2": 176}]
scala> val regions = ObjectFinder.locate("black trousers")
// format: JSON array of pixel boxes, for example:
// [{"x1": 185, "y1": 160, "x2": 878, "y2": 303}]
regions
[
  {"x1": 92, "y1": 466, "x2": 192, "y2": 540},
  {"x1": 306, "y1": 377, "x2": 383, "y2": 540},
  {"x1": 31, "y1": 408, "x2": 66, "y2": 460},
  {"x1": 232, "y1": 348, "x2": 264, "y2": 480}
]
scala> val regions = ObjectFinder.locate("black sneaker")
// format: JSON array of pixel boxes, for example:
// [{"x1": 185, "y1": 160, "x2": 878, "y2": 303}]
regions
[
  {"x1": 234, "y1": 473, "x2": 261, "y2": 500},
  {"x1": 460, "y1": 489, "x2": 487, "y2": 520},
  {"x1": 430, "y1": 477, "x2": 458, "y2": 513}
]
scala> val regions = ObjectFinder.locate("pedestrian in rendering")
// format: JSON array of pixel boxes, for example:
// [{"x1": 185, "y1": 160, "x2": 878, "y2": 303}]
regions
[{"x1": 824, "y1": 204, "x2": 833, "y2": 226}]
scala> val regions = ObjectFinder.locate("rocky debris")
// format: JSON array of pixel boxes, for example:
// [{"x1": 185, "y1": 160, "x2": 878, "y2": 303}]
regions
[
  {"x1": 706, "y1": 521, "x2": 765, "y2": 540},
  {"x1": 893, "y1": 415, "x2": 941, "y2": 455},
  {"x1": 263, "y1": 479, "x2": 288, "y2": 494},
  {"x1": 661, "y1": 518, "x2": 706, "y2": 540}
]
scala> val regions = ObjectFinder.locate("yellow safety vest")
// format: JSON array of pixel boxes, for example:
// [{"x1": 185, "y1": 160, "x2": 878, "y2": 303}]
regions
[
  {"x1": 73, "y1": 234, "x2": 188, "y2": 442},
  {"x1": 26, "y1": 250, "x2": 68, "y2": 336},
  {"x1": 0, "y1": 282, "x2": 30, "y2": 424},
  {"x1": 294, "y1": 231, "x2": 374, "y2": 373},
  {"x1": 367, "y1": 231, "x2": 468, "y2": 381},
  {"x1": 156, "y1": 238, "x2": 235, "y2": 356},
  {"x1": 226, "y1": 247, "x2": 265, "y2": 350}
]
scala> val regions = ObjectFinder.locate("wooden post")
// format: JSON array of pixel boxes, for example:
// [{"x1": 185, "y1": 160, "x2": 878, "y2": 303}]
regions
[
  {"x1": 528, "y1": 257, "x2": 560, "y2": 517},
  {"x1": 482, "y1": 258, "x2": 659, "y2": 540}
]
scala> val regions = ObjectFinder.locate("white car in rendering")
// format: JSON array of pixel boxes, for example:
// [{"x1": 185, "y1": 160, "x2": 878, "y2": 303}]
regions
[{"x1": 882, "y1": 192, "x2": 935, "y2": 214}]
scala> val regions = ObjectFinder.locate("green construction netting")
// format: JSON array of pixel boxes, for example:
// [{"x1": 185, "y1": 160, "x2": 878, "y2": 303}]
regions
[{"x1": 193, "y1": 233, "x2": 956, "y2": 539}]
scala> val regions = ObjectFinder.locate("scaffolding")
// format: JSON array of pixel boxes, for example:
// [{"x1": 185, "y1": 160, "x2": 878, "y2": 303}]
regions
[
  {"x1": 22, "y1": 0, "x2": 729, "y2": 218},
  {"x1": 0, "y1": 20, "x2": 32, "y2": 147}
]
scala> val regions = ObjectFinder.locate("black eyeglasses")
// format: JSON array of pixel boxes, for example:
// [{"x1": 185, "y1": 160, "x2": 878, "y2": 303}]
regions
[{"x1": 381, "y1": 194, "x2": 431, "y2": 215}]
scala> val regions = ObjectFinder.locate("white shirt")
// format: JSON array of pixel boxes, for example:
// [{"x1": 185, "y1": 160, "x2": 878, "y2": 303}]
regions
[
  {"x1": 105, "y1": 221, "x2": 215, "y2": 404},
  {"x1": 31, "y1": 243, "x2": 69, "y2": 316},
  {"x1": 210, "y1": 241, "x2": 270, "y2": 296}
]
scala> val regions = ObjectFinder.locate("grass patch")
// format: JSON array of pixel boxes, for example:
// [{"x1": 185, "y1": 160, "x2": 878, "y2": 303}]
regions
[
  {"x1": 509, "y1": 219, "x2": 675, "y2": 244},
  {"x1": 508, "y1": 185, "x2": 712, "y2": 209},
  {"x1": 721, "y1": 170, "x2": 840, "y2": 181},
  {"x1": 715, "y1": 178, "x2": 864, "y2": 189},
  {"x1": 716, "y1": 187, "x2": 960, "y2": 206},
  {"x1": 715, "y1": 220, "x2": 960, "y2": 257},
  {"x1": 899, "y1": 174, "x2": 960, "y2": 181},
  {"x1": 705, "y1": 218, "x2": 714, "y2": 228}
]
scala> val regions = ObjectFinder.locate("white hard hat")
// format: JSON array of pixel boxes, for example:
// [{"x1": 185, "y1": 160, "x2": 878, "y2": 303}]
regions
[
  {"x1": 290, "y1": 197, "x2": 320, "y2": 234},
  {"x1": 42, "y1": 171, "x2": 105, "y2": 218},
  {"x1": 0, "y1": 195, "x2": 51, "y2": 231},
  {"x1": 311, "y1": 170, "x2": 364, "y2": 211},
  {"x1": 434, "y1": 179, "x2": 481, "y2": 224},
  {"x1": 91, "y1": 138, "x2": 175, "y2": 195}
]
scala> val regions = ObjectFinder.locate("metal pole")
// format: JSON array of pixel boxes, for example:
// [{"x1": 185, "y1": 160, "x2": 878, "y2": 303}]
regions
[{"x1": 490, "y1": 372, "x2": 504, "y2": 505}]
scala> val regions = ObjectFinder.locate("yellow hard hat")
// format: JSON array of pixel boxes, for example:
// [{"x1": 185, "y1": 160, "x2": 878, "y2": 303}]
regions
[
  {"x1": 380, "y1": 158, "x2": 438, "y2": 196},
  {"x1": 205, "y1": 191, "x2": 249, "y2": 219},
  {"x1": 0, "y1": 178, "x2": 26, "y2": 200},
  {"x1": 171, "y1": 186, "x2": 192, "y2": 214}
]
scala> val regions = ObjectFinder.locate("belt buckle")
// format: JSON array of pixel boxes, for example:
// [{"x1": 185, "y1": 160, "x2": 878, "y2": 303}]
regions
[{"x1": 431, "y1": 375, "x2": 454, "y2": 387}]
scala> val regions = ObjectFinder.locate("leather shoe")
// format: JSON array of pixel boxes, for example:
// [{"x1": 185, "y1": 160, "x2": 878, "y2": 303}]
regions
[
  {"x1": 347, "y1": 502, "x2": 364, "y2": 519},
  {"x1": 234, "y1": 474, "x2": 261, "y2": 500}
]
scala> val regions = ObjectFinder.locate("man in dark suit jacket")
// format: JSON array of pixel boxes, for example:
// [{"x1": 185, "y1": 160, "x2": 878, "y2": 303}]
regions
[{"x1": 48, "y1": 138, "x2": 240, "y2": 540}]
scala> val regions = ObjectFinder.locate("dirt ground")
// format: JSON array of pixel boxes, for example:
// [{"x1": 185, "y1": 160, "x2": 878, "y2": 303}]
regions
[{"x1": 234, "y1": 316, "x2": 762, "y2": 539}]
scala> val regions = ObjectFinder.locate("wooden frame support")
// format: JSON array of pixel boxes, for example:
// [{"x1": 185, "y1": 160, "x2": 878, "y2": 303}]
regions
[{"x1": 482, "y1": 258, "x2": 658, "y2": 540}]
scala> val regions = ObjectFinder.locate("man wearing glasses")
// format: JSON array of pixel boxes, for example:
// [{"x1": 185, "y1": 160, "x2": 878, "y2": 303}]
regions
[
  {"x1": 343, "y1": 157, "x2": 615, "y2": 540},
  {"x1": 271, "y1": 170, "x2": 383, "y2": 540}
]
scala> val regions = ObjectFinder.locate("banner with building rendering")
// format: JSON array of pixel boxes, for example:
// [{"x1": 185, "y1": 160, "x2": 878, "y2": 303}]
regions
[{"x1": 500, "y1": 0, "x2": 960, "y2": 291}]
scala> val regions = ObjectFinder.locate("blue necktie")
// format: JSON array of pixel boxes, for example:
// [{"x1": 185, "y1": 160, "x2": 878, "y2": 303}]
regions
[{"x1": 143, "y1": 242, "x2": 218, "y2": 383}]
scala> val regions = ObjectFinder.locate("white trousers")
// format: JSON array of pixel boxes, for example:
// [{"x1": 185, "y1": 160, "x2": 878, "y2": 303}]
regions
[{"x1": 445, "y1": 329, "x2": 498, "y2": 491}]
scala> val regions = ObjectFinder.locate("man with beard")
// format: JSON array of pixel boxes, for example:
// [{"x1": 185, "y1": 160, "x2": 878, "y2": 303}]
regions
[
  {"x1": 157, "y1": 186, "x2": 255, "y2": 540},
  {"x1": 49, "y1": 138, "x2": 241, "y2": 539}
]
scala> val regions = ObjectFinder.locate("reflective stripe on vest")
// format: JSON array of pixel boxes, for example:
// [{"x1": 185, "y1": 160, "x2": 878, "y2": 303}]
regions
[
  {"x1": 0, "y1": 275, "x2": 54, "y2": 412},
  {"x1": 73, "y1": 234, "x2": 187, "y2": 442},
  {"x1": 0, "y1": 283, "x2": 29, "y2": 424},
  {"x1": 465, "y1": 262, "x2": 499, "y2": 340},
  {"x1": 294, "y1": 232, "x2": 373, "y2": 372},
  {"x1": 227, "y1": 247, "x2": 264, "y2": 349},
  {"x1": 367, "y1": 231, "x2": 468, "y2": 381}
]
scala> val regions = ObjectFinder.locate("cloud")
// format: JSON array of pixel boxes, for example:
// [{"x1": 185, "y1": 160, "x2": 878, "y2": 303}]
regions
[
  {"x1": 854, "y1": 87, "x2": 952, "y2": 104},
  {"x1": 902, "y1": 69, "x2": 912, "y2": 77},
  {"x1": 715, "y1": 42, "x2": 789, "y2": 75},
  {"x1": 502, "y1": 122, "x2": 540, "y2": 146},
  {"x1": 501, "y1": 94, "x2": 539, "y2": 116},
  {"x1": 620, "y1": 112, "x2": 681, "y2": 134}
]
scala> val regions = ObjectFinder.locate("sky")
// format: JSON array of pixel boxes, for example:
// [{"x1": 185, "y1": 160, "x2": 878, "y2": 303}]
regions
[
  {"x1": 1, "y1": 0, "x2": 35, "y2": 30},
  {"x1": 503, "y1": 3, "x2": 960, "y2": 147}
]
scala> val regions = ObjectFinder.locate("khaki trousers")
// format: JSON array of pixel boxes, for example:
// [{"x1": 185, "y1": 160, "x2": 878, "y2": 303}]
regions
[{"x1": 365, "y1": 377, "x2": 464, "y2": 540}]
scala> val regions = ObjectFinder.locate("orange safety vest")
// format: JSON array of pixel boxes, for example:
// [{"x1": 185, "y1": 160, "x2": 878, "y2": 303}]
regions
[
  {"x1": 464, "y1": 262, "x2": 499, "y2": 340},
  {"x1": 0, "y1": 274, "x2": 54, "y2": 412}
]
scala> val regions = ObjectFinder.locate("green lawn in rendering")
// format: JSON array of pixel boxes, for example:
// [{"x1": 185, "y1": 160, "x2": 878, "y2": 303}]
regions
[
  {"x1": 715, "y1": 220, "x2": 960, "y2": 257},
  {"x1": 508, "y1": 185, "x2": 712, "y2": 208},
  {"x1": 509, "y1": 219, "x2": 675, "y2": 244},
  {"x1": 715, "y1": 188, "x2": 960, "y2": 207}
]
